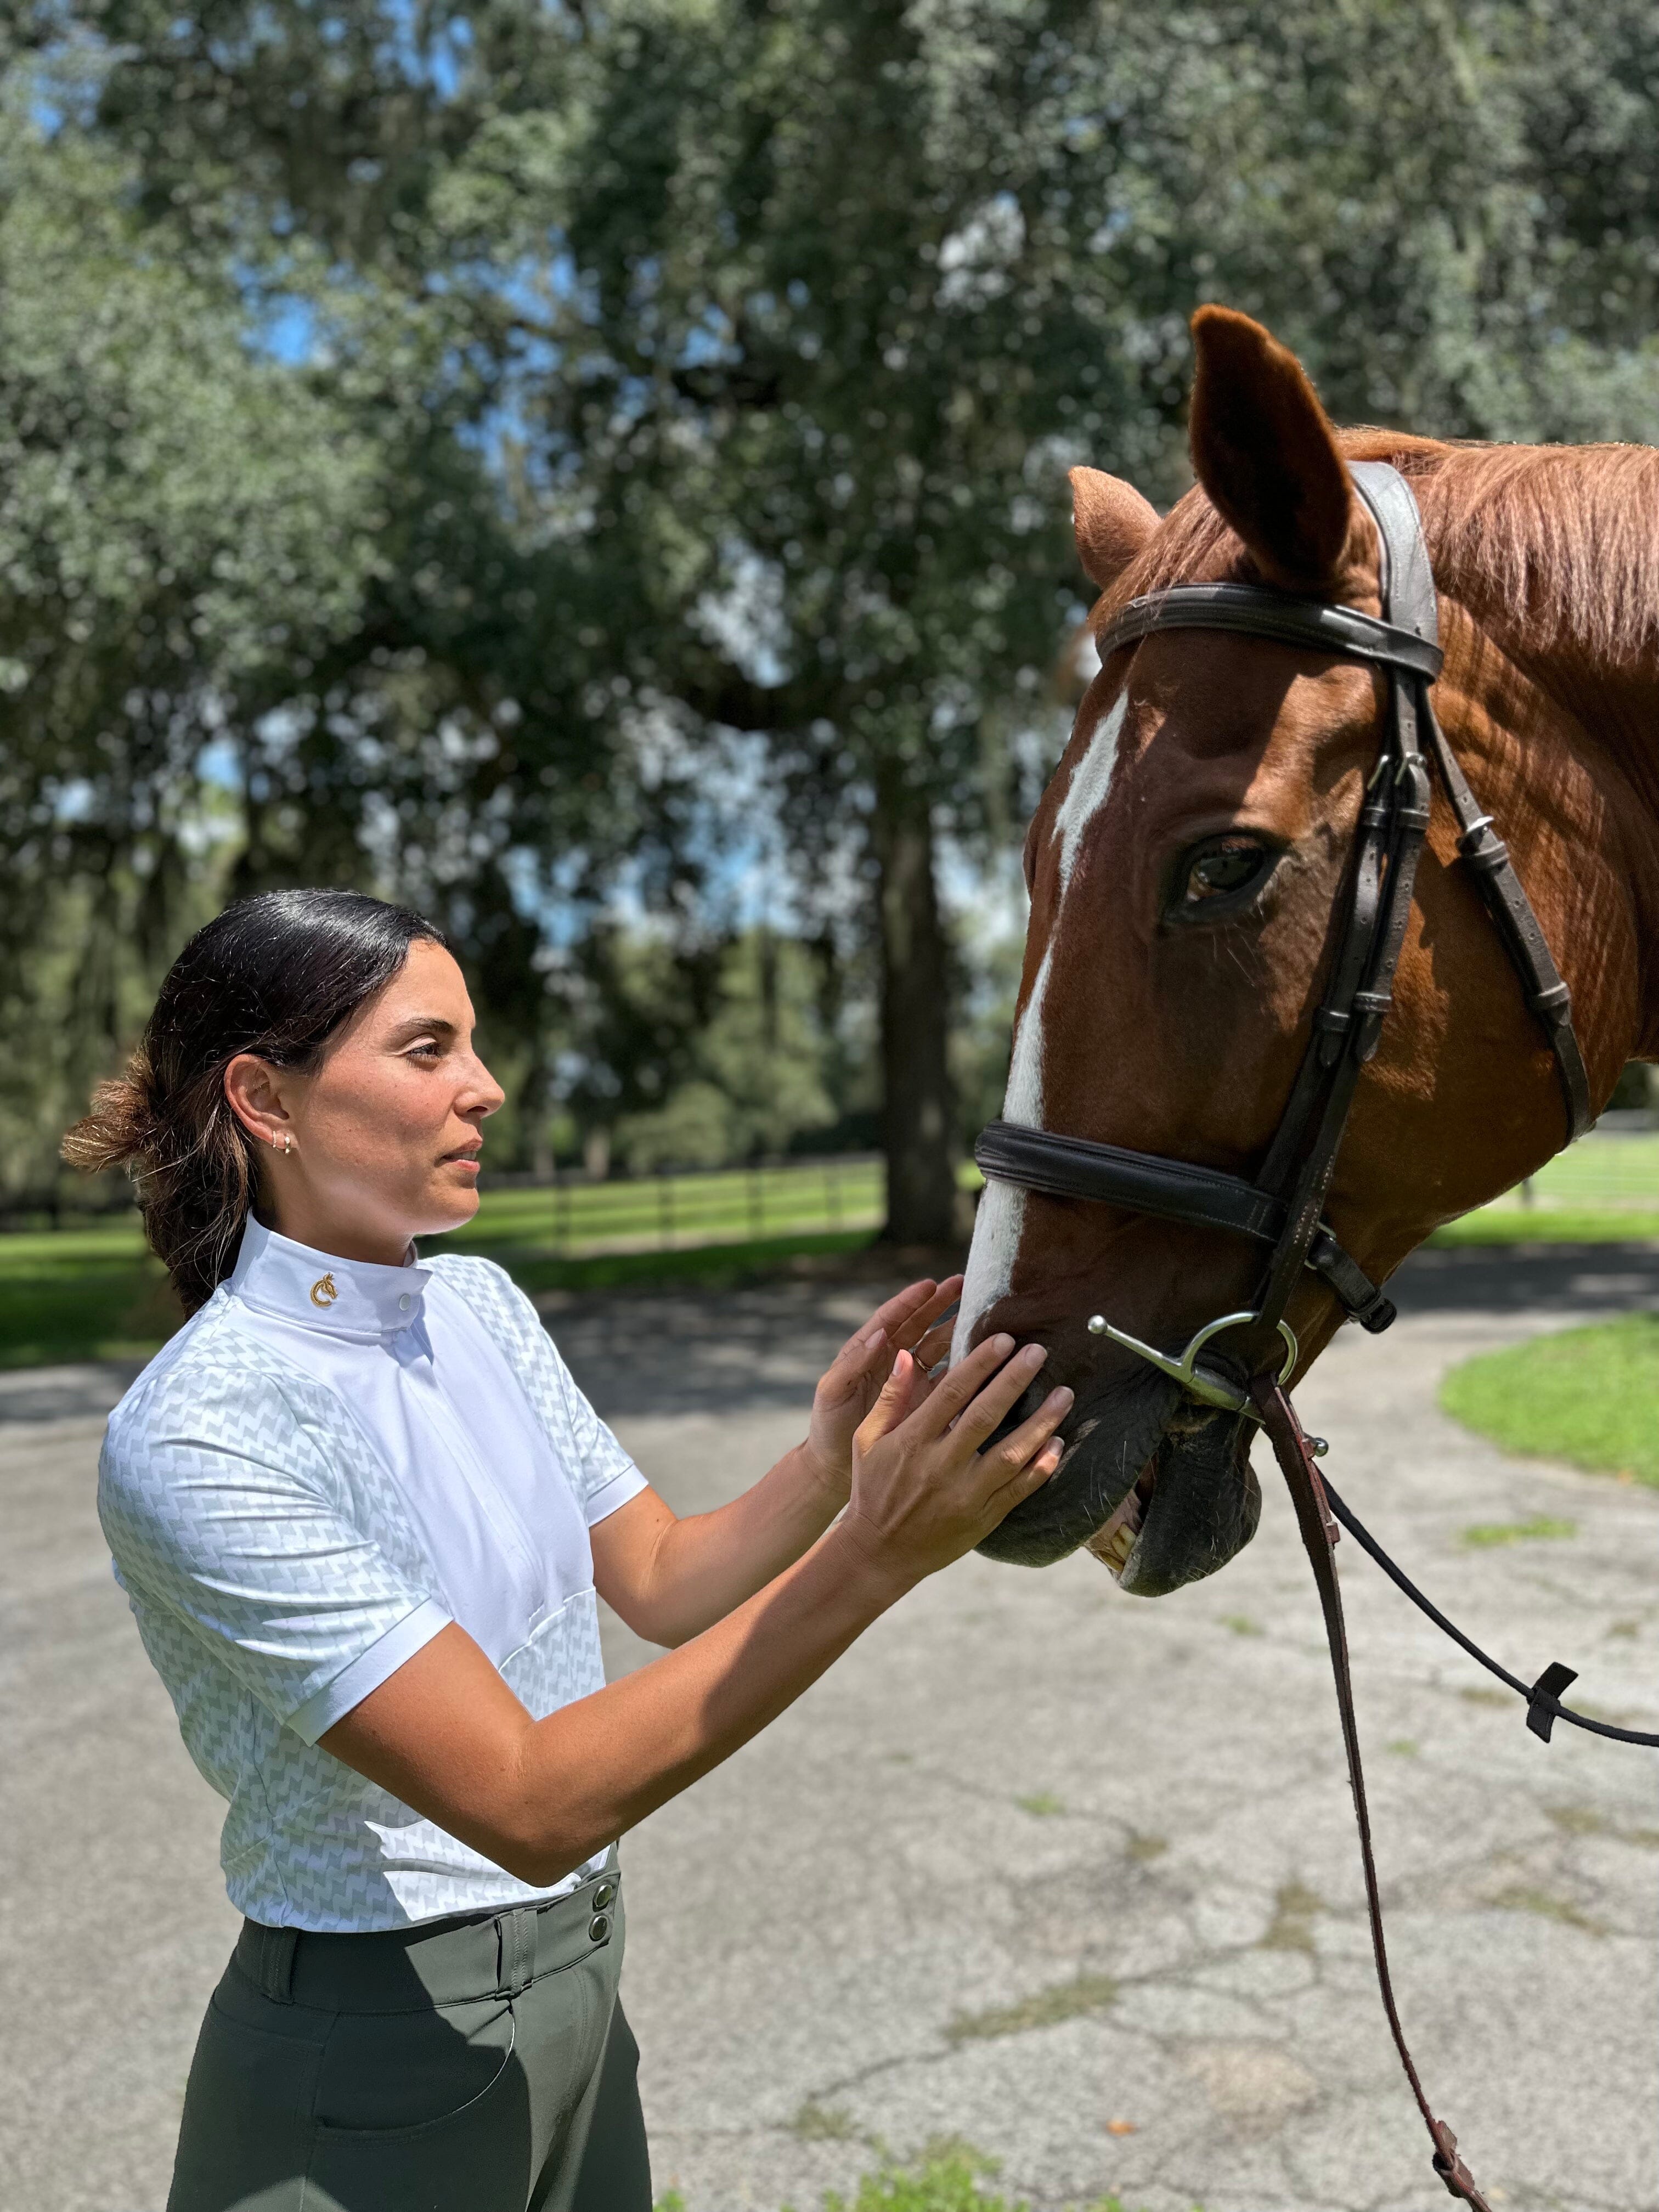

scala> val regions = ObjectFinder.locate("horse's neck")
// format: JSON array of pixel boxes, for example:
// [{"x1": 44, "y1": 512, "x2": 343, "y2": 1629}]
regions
[{"x1": 1465, "y1": 578, "x2": 1659, "y2": 1065}]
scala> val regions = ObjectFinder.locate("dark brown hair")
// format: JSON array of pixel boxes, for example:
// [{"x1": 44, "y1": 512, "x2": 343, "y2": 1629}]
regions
[{"x1": 62, "y1": 889, "x2": 447, "y2": 1314}]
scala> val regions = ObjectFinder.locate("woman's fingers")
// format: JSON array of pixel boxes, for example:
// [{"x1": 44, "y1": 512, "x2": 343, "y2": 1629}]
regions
[
  {"x1": 952, "y1": 1344, "x2": 1052, "y2": 1445},
  {"x1": 986, "y1": 1386, "x2": 1073, "y2": 1475},
  {"x1": 911, "y1": 1336, "x2": 1047, "y2": 1443},
  {"x1": 812, "y1": 1321, "x2": 889, "y2": 1410},
  {"x1": 984, "y1": 1425, "x2": 1070, "y2": 1519},
  {"x1": 904, "y1": 1331, "x2": 1014, "y2": 1435},
  {"x1": 912, "y1": 1317, "x2": 957, "y2": 1374},
  {"x1": 854, "y1": 1348, "x2": 921, "y2": 1450},
  {"x1": 890, "y1": 1276, "x2": 962, "y2": 1354},
  {"x1": 842, "y1": 1280, "x2": 938, "y2": 1361}
]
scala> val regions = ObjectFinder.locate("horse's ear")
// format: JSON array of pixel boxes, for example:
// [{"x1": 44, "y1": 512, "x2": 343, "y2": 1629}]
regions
[
  {"x1": 1069, "y1": 467, "x2": 1160, "y2": 592},
  {"x1": 1188, "y1": 306, "x2": 1352, "y2": 591}
]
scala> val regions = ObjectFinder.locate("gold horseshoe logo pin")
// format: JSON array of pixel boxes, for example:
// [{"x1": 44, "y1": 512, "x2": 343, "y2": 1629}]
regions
[{"x1": 309, "y1": 1273, "x2": 338, "y2": 1308}]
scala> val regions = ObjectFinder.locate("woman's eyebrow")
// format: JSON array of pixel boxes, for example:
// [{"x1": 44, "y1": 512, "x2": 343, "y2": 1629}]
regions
[{"x1": 385, "y1": 1014, "x2": 460, "y2": 1046}]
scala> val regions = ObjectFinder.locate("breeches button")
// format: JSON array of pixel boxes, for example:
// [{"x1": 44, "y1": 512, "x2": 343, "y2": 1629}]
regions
[{"x1": 588, "y1": 1912, "x2": 612, "y2": 1944}]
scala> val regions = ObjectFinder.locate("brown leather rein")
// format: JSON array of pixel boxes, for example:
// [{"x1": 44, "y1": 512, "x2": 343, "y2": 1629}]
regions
[
  {"x1": 1252, "y1": 1379, "x2": 1491, "y2": 2209},
  {"x1": 973, "y1": 462, "x2": 1651, "y2": 2207}
]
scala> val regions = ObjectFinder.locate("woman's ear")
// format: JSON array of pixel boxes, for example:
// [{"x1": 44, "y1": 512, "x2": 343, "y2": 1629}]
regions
[
  {"x1": 223, "y1": 1053, "x2": 292, "y2": 1153},
  {"x1": 1187, "y1": 305, "x2": 1352, "y2": 592},
  {"x1": 1069, "y1": 466, "x2": 1160, "y2": 593}
]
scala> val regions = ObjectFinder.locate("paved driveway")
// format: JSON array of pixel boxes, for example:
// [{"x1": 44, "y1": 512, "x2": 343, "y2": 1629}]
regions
[{"x1": 3, "y1": 1247, "x2": 1657, "y2": 2211}]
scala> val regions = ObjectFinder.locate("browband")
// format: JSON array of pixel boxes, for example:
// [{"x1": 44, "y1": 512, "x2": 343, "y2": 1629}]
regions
[{"x1": 1096, "y1": 581, "x2": 1444, "y2": 682}]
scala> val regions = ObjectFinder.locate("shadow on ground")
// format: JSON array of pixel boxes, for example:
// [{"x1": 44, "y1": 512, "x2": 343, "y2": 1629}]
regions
[{"x1": 543, "y1": 1242, "x2": 1659, "y2": 1422}]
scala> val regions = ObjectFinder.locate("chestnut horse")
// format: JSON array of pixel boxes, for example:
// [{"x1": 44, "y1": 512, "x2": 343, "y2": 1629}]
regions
[{"x1": 957, "y1": 304, "x2": 1656, "y2": 1595}]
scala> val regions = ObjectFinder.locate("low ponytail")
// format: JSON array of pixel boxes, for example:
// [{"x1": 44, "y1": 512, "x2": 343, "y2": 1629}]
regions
[{"x1": 62, "y1": 889, "x2": 444, "y2": 1314}]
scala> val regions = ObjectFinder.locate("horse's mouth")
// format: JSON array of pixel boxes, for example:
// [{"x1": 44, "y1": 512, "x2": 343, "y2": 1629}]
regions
[
  {"x1": 1086, "y1": 1460, "x2": 1158, "y2": 1580},
  {"x1": 973, "y1": 1369, "x2": 1261, "y2": 1592}
]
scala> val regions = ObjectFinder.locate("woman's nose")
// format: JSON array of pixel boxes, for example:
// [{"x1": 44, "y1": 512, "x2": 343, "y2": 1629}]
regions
[{"x1": 461, "y1": 1056, "x2": 507, "y2": 1116}]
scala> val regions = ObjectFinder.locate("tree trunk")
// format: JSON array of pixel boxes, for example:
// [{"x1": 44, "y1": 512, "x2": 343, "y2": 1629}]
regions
[{"x1": 874, "y1": 778, "x2": 958, "y2": 1245}]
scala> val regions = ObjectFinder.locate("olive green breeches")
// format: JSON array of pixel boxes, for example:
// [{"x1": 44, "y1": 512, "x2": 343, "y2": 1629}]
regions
[{"x1": 167, "y1": 1861, "x2": 650, "y2": 2212}]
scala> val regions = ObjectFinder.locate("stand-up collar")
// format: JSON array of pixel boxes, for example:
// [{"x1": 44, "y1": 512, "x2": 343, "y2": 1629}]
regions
[{"x1": 228, "y1": 1216, "x2": 431, "y2": 1341}]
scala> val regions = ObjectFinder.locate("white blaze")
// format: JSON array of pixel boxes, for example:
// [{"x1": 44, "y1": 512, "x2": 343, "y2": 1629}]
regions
[
  {"x1": 952, "y1": 693, "x2": 1128, "y2": 1362},
  {"x1": 1052, "y1": 691, "x2": 1127, "y2": 895}
]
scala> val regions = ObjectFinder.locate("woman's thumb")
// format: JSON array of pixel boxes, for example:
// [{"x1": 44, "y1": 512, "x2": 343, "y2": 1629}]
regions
[{"x1": 855, "y1": 1347, "x2": 917, "y2": 1450}]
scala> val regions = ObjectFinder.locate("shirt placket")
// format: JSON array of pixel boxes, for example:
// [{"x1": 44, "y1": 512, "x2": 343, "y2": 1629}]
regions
[{"x1": 396, "y1": 1335, "x2": 544, "y2": 1604}]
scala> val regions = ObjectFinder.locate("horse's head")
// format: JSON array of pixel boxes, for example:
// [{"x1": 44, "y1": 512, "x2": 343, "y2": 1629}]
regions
[{"x1": 957, "y1": 306, "x2": 1635, "y2": 1593}]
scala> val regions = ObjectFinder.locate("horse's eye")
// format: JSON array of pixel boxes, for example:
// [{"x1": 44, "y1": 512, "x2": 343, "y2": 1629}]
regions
[{"x1": 1177, "y1": 836, "x2": 1275, "y2": 909}]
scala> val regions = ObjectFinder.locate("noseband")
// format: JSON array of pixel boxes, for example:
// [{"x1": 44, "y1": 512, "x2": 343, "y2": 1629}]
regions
[
  {"x1": 975, "y1": 460, "x2": 1592, "y2": 1415},
  {"x1": 972, "y1": 462, "x2": 1607, "y2": 2210}
]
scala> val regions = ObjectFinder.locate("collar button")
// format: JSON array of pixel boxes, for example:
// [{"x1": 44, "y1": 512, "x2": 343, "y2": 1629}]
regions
[{"x1": 398, "y1": 1294, "x2": 412, "y2": 1312}]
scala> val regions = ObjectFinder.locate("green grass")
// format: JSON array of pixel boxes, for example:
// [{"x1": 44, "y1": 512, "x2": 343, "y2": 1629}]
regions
[
  {"x1": 0, "y1": 1226, "x2": 883, "y2": 1370},
  {"x1": 1459, "y1": 1514, "x2": 1578, "y2": 1547},
  {"x1": 0, "y1": 1224, "x2": 176, "y2": 1368},
  {"x1": 0, "y1": 1163, "x2": 891, "y2": 1369},
  {"x1": 1429, "y1": 1208, "x2": 1659, "y2": 1245},
  {"x1": 944, "y1": 1972, "x2": 1118, "y2": 2045},
  {"x1": 1441, "y1": 1313, "x2": 1659, "y2": 1488},
  {"x1": 656, "y1": 2148, "x2": 1175, "y2": 2211},
  {"x1": 437, "y1": 1159, "x2": 888, "y2": 1256},
  {"x1": 434, "y1": 1226, "x2": 876, "y2": 1295},
  {"x1": 1427, "y1": 1129, "x2": 1659, "y2": 1244},
  {"x1": 16, "y1": 1125, "x2": 1659, "y2": 1369},
  {"x1": 820, "y1": 2149, "x2": 1142, "y2": 2210}
]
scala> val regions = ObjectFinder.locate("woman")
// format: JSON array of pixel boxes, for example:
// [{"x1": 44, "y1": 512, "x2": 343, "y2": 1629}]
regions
[{"x1": 65, "y1": 888, "x2": 1069, "y2": 2212}]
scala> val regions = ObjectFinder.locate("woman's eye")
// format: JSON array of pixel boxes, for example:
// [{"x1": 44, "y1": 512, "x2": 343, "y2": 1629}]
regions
[{"x1": 1177, "y1": 837, "x2": 1275, "y2": 908}]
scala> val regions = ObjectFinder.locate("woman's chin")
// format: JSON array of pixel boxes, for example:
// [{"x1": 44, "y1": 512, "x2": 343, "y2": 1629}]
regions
[{"x1": 420, "y1": 1175, "x2": 482, "y2": 1235}]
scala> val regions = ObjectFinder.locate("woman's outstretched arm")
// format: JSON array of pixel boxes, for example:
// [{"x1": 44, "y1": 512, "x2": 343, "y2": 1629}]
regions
[
  {"x1": 321, "y1": 1333, "x2": 1069, "y2": 1887},
  {"x1": 588, "y1": 1276, "x2": 963, "y2": 1648}
]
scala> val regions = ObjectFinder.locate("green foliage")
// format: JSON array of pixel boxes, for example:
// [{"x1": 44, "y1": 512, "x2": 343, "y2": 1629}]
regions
[
  {"x1": 1443, "y1": 1314, "x2": 1659, "y2": 1490},
  {"x1": 0, "y1": 22, "x2": 690, "y2": 1190},
  {"x1": 605, "y1": 930, "x2": 845, "y2": 1170},
  {"x1": 15, "y1": 1, "x2": 1659, "y2": 1217},
  {"x1": 0, "y1": 100, "x2": 379, "y2": 1182}
]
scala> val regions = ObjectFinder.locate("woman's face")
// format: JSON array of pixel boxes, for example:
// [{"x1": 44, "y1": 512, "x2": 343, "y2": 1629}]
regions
[{"x1": 227, "y1": 940, "x2": 507, "y2": 1265}]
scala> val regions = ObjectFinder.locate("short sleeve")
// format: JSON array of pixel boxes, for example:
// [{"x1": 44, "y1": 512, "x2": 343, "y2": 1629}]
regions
[
  {"x1": 99, "y1": 1367, "x2": 451, "y2": 1746},
  {"x1": 544, "y1": 1339, "x2": 649, "y2": 1528}
]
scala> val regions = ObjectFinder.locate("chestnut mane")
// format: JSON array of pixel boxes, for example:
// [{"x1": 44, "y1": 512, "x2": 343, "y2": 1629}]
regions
[{"x1": 1113, "y1": 430, "x2": 1659, "y2": 665}]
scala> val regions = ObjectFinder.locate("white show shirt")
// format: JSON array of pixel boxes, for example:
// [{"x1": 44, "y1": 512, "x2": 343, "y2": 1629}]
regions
[{"x1": 98, "y1": 1217, "x2": 647, "y2": 1932}]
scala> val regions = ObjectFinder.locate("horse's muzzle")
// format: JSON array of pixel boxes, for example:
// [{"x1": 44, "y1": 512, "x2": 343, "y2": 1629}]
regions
[{"x1": 974, "y1": 1363, "x2": 1262, "y2": 1592}]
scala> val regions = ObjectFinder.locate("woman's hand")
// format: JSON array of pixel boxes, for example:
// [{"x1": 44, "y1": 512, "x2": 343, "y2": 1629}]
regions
[
  {"x1": 800, "y1": 1275, "x2": 964, "y2": 1503},
  {"x1": 839, "y1": 1333, "x2": 1071, "y2": 1588},
  {"x1": 327, "y1": 1334, "x2": 1068, "y2": 1888}
]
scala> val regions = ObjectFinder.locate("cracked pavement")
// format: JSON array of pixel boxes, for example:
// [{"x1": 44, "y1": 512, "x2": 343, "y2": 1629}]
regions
[{"x1": 4, "y1": 1246, "x2": 1657, "y2": 2210}]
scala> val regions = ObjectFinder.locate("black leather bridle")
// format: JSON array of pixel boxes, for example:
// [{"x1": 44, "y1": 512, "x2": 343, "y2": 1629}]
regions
[
  {"x1": 974, "y1": 460, "x2": 1593, "y2": 1412},
  {"x1": 970, "y1": 461, "x2": 1610, "y2": 2210}
]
